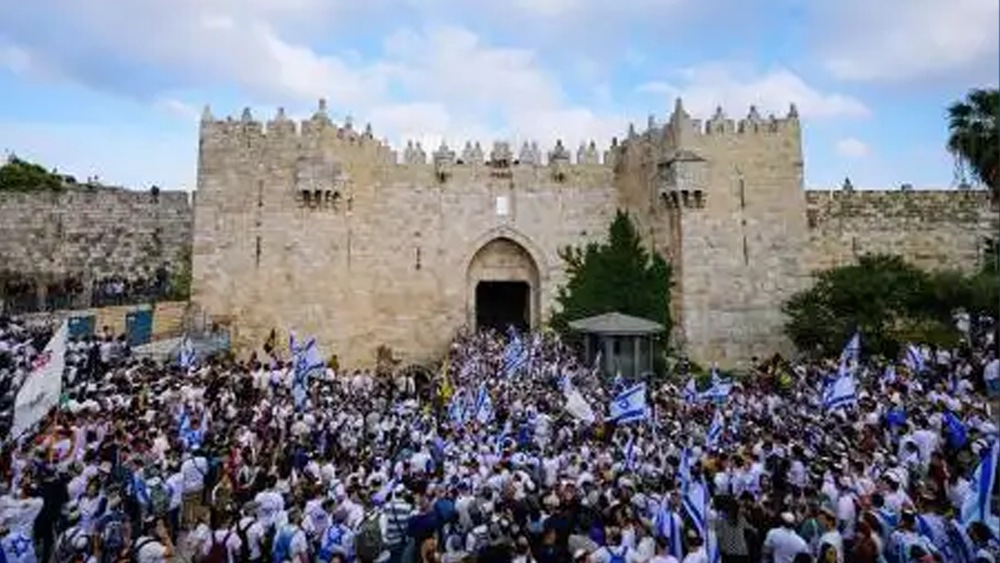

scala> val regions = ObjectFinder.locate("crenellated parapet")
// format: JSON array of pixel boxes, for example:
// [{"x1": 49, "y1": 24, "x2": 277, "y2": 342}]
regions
[
  {"x1": 199, "y1": 100, "x2": 387, "y2": 156},
  {"x1": 200, "y1": 100, "x2": 617, "y2": 172}
]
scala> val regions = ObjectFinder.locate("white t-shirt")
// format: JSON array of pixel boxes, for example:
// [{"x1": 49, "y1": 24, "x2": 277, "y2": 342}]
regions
[
  {"x1": 763, "y1": 527, "x2": 809, "y2": 563},
  {"x1": 181, "y1": 456, "x2": 209, "y2": 493},
  {"x1": 201, "y1": 529, "x2": 243, "y2": 563},
  {"x1": 134, "y1": 536, "x2": 169, "y2": 563}
]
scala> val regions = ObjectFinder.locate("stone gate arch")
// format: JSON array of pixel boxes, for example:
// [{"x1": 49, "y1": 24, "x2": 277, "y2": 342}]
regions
[{"x1": 466, "y1": 236, "x2": 542, "y2": 332}]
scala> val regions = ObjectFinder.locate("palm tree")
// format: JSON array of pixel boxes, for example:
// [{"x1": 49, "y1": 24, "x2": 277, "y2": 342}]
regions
[{"x1": 946, "y1": 88, "x2": 999, "y2": 200}]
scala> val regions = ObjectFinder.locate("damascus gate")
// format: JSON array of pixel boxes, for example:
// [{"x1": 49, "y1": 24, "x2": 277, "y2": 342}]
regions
[{"x1": 190, "y1": 100, "x2": 997, "y2": 368}]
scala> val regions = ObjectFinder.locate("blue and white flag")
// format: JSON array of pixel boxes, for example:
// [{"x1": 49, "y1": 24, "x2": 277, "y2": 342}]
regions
[
  {"x1": 608, "y1": 383, "x2": 648, "y2": 424},
  {"x1": 683, "y1": 377, "x2": 698, "y2": 404},
  {"x1": 840, "y1": 332, "x2": 861, "y2": 365},
  {"x1": 502, "y1": 329, "x2": 529, "y2": 378},
  {"x1": 678, "y1": 447, "x2": 692, "y2": 489},
  {"x1": 823, "y1": 371, "x2": 857, "y2": 412},
  {"x1": 448, "y1": 390, "x2": 467, "y2": 428},
  {"x1": 179, "y1": 335, "x2": 196, "y2": 371},
  {"x1": 961, "y1": 439, "x2": 999, "y2": 534},
  {"x1": 903, "y1": 344, "x2": 926, "y2": 374},
  {"x1": 882, "y1": 365, "x2": 897, "y2": 385},
  {"x1": 682, "y1": 477, "x2": 709, "y2": 541},
  {"x1": 701, "y1": 375, "x2": 733, "y2": 403},
  {"x1": 705, "y1": 410, "x2": 724, "y2": 449},
  {"x1": 623, "y1": 434, "x2": 637, "y2": 472},
  {"x1": 475, "y1": 383, "x2": 494, "y2": 425},
  {"x1": 177, "y1": 409, "x2": 207, "y2": 450},
  {"x1": 291, "y1": 335, "x2": 325, "y2": 410},
  {"x1": 654, "y1": 504, "x2": 684, "y2": 560}
]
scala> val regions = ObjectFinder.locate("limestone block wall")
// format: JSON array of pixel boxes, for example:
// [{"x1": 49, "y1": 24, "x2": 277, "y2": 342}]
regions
[
  {"x1": 192, "y1": 110, "x2": 618, "y2": 367},
  {"x1": 0, "y1": 188, "x2": 193, "y2": 279},
  {"x1": 804, "y1": 190, "x2": 996, "y2": 273},
  {"x1": 621, "y1": 104, "x2": 809, "y2": 367}
]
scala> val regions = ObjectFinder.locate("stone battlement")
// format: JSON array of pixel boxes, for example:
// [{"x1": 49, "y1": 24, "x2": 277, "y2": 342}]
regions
[
  {"x1": 200, "y1": 98, "x2": 801, "y2": 169},
  {"x1": 201, "y1": 104, "x2": 616, "y2": 167}
]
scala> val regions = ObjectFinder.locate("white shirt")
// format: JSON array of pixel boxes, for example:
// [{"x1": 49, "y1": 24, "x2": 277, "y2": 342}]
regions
[
  {"x1": 166, "y1": 472, "x2": 185, "y2": 510},
  {"x1": 201, "y1": 529, "x2": 243, "y2": 563},
  {"x1": 680, "y1": 546, "x2": 707, "y2": 563},
  {"x1": 134, "y1": 536, "x2": 169, "y2": 563},
  {"x1": 817, "y1": 530, "x2": 844, "y2": 563},
  {"x1": 181, "y1": 456, "x2": 209, "y2": 493},
  {"x1": 763, "y1": 527, "x2": 809, "y2": 563},
  {"x1": 237, "y1": 517, "x2": 265, "y2": 560}
]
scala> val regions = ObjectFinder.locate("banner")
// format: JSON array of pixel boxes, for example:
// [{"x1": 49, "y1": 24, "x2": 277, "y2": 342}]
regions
[{"x1": 11, "y1": 321, "x2": 68, "y2": 438}]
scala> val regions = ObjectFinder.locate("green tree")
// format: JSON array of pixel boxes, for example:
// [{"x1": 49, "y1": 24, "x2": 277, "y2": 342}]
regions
[
  {"x1": 166, "y1": 247, "x2": 193, "y2": 300},
  {"x1": 550, "y1": 209, "x2": 672, "y2": 342},
  {"x1": 947, "y1": 88, "x2": 999, "y2": 199},
  {"x1": 785, "y1": 254, "x2": 1000, "y2": 358},
  {"x1": 783, "y1": 254, "x2": 940, "y2": 358},
  {"x1": 0, "y1": 155, "x2": 64, "y2": 192}
]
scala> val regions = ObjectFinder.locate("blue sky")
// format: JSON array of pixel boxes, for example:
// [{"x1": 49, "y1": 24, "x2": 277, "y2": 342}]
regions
[{"x1": 0, "y1": 0, "x2": 996, "y2": 191}]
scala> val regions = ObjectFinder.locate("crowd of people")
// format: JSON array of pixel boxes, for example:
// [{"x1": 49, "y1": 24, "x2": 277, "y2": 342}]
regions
[
  {"x1": 0, "y1": 317, "x2": 997, "y2": 563},
  {"x1": 0, "y1": 269, "x2": 174, "y2": 316}
]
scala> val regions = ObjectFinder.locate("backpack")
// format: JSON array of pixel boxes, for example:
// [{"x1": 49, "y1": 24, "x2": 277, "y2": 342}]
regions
[
  {"x1": 354, "y1": 513, "x2": 383, "y2": 563},
  {"x1": 101, "y1": 519, "x2": 127, "y2": 563},
  {"x1": 131, "y1": 538, "x2": 159, "y2": 563},
  {"x1": 56, "y1": 529, "x2": 88, "y2": 563},
  {"x1": 260, "y1": 523, "x2": 277, "y2": 563},
  {"x1": 148, "y1": 480, "x2": 171, "y2": 516},
  {"x1": 203, "y1": 531, "x2": 233, "y2": 563},
  {"x1": 271, "y1": 528, "x2": 294, "y2": 563},
  {"x1": 235, "y1": 519, "x2": 254, "y2": 563},
  {"x1": 608, "y1": 547, "x2": 628, "y2": 563},
  {"x1": 317, "y1": 525, "x2": 345, "y2": 563}
]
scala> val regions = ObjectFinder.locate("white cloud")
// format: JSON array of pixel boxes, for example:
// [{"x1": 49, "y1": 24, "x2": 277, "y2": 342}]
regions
[
  {"x1": 835, "y1": 137, "x2": 870, "y2": 159},
  {"x1": 0, "y1": 44, "x2": 30, "y2": 73},
  {"x1": 636, "y1": 65, "x2": 870, "y2": 120},
  {"x1": 155, "y1": 99, "x2": 201, "y2": 123},
  {"x1": 815, "y1": 0, "x2": 999, "y2": 84}
]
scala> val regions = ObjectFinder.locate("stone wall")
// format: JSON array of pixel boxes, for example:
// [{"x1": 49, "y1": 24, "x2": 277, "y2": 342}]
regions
[
  {"x1": 192, "y1": 102, "x2": 998, "y2": 370},
  {"x1": 804, "y1": 190, "x2": 996, "y2": 273},
  {"x1": 192, "y1": 109, "x2": 617, "y2": 367},
  {"x1": 0, "y1": 188, "x2": 193, "y2": 280}
]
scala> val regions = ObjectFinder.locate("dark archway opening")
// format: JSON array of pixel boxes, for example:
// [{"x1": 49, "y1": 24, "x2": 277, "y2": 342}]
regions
[{"x1": 476, "y1": 281, "x2": 530, "y2": 333}]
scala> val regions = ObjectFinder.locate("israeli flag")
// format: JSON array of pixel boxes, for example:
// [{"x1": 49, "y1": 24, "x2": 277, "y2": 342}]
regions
[
  {"x1": 882, "y1": 365, "x2": 897, "y2": 385},
  {"x1": 292, "y1": 336, "x2": 325, "y2": 410},
  {"x1": 903, "y1": 344, "x2": 926, "y2": 374},
  {"x1": 682, "y1": 477, "x2": 709, "y2": 540},
  {"x1": 448, "y1": 390, "x2": 467, "y2": 428},
  {"x1": 683, "y1": 377, "x2": 698, "y2": 404},
  {"x1": 961, "y1": 439, "x2": 999, "y2": 534},
  {"x1": 178, "y1": 335, "x2": 196, "y2": 371},
  {"x1": 705, "y1": 410, "x2": 724, "y2": 448},
  {"x1": 608, "y1": 382, "x2": 648, "y2": 424},
  {"x1": 177, "y1": 409, "x2": 207, "y2": 450},
  {"x1": 475, "y1": 383, "x2": 494, "y2": 425},
  {"x1": 840, "y1": 332, "x2": 861, "y2": 365},
  {"x1": 654, "y1": 504, "x2": 684, "y2": 560},
  {"x1": 623, "y1": 434, "x2": 637, "y2": 472},
  {"x1": 502, "y1": 329, "x2": 529, "y2": 378},
  {"x1": 823, "y1": 372, "x2": 857, "y2": 412}
]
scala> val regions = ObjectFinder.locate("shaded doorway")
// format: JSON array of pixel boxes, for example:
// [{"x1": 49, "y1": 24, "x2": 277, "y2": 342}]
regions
[{"x1": 476, "y1": 281, "x2": 530, "y2": 333}]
